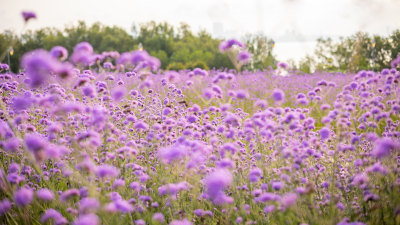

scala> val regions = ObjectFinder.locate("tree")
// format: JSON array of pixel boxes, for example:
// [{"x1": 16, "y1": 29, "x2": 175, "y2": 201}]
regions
[{"x1": 243, "y1": 34, "x2": 277, "y2": 70}]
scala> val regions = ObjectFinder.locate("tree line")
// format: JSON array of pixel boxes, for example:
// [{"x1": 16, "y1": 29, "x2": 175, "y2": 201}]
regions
[
  {"x1": 297, "y1": 31, "x2": 400, "y2": 73},
  {"x1": 0, "y1": 21, "x2": 399, "y2": 73},
  {"x1": 0, "y1": 21, "x2": 277, "y2": 73}
]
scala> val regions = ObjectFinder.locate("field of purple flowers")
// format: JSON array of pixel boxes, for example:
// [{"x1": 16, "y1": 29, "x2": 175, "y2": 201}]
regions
[{"x1": 0, "y1": 13, "x2": 400, "y2": 225}]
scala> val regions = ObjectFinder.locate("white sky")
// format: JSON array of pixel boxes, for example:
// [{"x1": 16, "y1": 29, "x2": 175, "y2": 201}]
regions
[{"x1": 1, "y1": 0, "x2": 399, "y2": 62}]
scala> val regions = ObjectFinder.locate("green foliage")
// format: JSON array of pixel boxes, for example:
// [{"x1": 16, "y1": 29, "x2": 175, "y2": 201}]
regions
[
  {"x1": 0, "y1": 21, "x2": 243, "y2": 72},
  {"x1": 185, "y1": 61, "x2": 209, "y2": 70},
  {"x1": 309, "y1": 30, "x2": 400, "y2": 72},
  {"x1": 243, "y1": 33, "x2": 277, "y2": 70},
  {"x1": 166, "y1": 62, "x2": 185, "y2": 71}
]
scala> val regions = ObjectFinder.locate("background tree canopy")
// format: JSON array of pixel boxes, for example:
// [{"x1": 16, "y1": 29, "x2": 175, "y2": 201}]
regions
[{"x1": 0, "y1": 21, "x2": 398, "y2": 73}]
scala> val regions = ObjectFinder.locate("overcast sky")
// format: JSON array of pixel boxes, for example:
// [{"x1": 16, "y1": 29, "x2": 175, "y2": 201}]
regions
[{"x1": 1, "y1": 0, "x2": 399, "y2": 61}]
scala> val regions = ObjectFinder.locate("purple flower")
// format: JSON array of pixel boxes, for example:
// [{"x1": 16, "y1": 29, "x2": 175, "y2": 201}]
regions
[
  {"x1": 152, "y1": 212, "x2": 165, "y2": 223},
  {"x1": 135, "y1": 219, "x2": 146, "y2": 225},
  {"x1": 219, "y1": 39, "x2": 245, "y2": 52},
  {"x1": 204, "y1": 169, "x2": 233, "y2": 205},
  {"x1": 60, "y1": 189, "x2": 80, "y2": 201},
  {"x1": 72, "y1": 213, "x2": 99, "y2": 225},
  {"x1": 130, "y1": 50, "x2": 160, "y2": 71},
  {"x1": 36, "y1": 188, "x2": 54, "y2": 201},
  {"x1": 170, "y1": 218, "x2": 193, "y2": 225},
  {"x1": 255, "y1": 192, "x2": 278, "y2": 203},
  {"x1": 112, "y1": 88, "x2": 126, "y2": 102},
  {"x1": 12, "y1": 96, "x2": 33, "y2": 112},
  {"x1": 280, "y1": 193, "x2": 297, "y2": 209},
  {"x1": 351, "y1": 173, "x2": 369, "y2": 186},
  {"x1": 40, "y1": 209, "x2": 68, "y2": 225},
  {"x1": 134, "y1": 121, "x2": 149, "y2": 130},
  {"x1": 22, "y1": 11, "x2": 36, "y2": 22},
  {"x1": 0, "y1": 199, "x2": 11, "y2": 215},
  {"x1": 187, "y1": 115, "x2": 198, "y2": 123},
  {"x1": 249, "y1": 167, "x2": 263, "y2": 183},
  {"x1": 158, "y1": 144, "x2": 186, "y2": 164},
  {"x1": 271, "y1": 89, "x2": 285, "y2": 102},
  {"x1": 21, "y1": 50, "x2": 59, "y2": 87},
  {"x1": 96, "y1": 165, "x2": 119, "y2": 178},
  {"x1": 3, "y1": 137, "x2": 20, "y2": 152},
  {"x1": 271, "y1": 181, "x2": 284, "y2": 191},
  {"x1": 371, "y1": 138, "x2": 399, "y2": 159},
  {"x1": 277, "y1": 62, "x2": 288, "y2": 69},
  {"x1": 50, "y1": 46, "x2": 68, "y2": 61},
  {"x1": 237, "y1": 51, "x2": 251, "y2": 63},
  {"x1": 14, "y1": 188, "x2": 33, "y2": 207},
  {"x1": 264, "y1": 205, "x2": 276, "y2": 214},
  {"x1": 235, "y1": 90, "x2": 249, "y2": 99},
  {"x1": 79, "y1": 198, "x2": 100, "y2": 213},
  {"x1": 70, "y1": 42, "x2": 94, "y2": 66},
  {"x1": 114, "y1": 199, "x2": 134, "y2": 213},
  {"x1": 319, "y1": 127, "x2": 330, "y2": 140}
]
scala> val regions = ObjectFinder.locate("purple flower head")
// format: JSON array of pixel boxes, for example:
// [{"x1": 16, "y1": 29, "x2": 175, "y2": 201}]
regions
[
  {"x1": 271, "y1": 181, "x2": 284, "y2": 190},
  {"x1": 40, "y1": 209, "x2": 68, "y2": 225},
  {"x1": 235, "y1": 89, "x2": 249, "y2": 99},
  {"x1": 249, "y1": 167, "x2": 263, "y2": 183},
  {"x1": 3, "y1": 137, "x2": 20, "y2": 153},
  {"x1": 263, "y1": 205, "x2": 276, "y2": 214},
  {"x1": 277, "y1": 62, "x2": 289, "y2": 69},
  {"x1": 79, "y1": 197, "x2": 100, "y2": 213},
  {"x1": 255, "y1": 192, "x2": 278, "y2": 203},
  {"x1": 237, "y1": 51, "x2": 251, "y2": 63},
  {"x1": 134, "y1": 121, "x2": 149, "y2": 130},
  {"x1": 36, "y1": 188, "x2": 55, "y2": 201},
  {"x1": 111, "y1": 87, "x2": 126, "y2": 102},
  {"x1": 219, "y1": 39, "x2": 245, "y2": 52},
  {"x1": 50, "y1": 46, "x2": 68, "y2": 61},
  {"x1": 14, "y1": 188, "x2": 33, "y2": 207},
  {"x1": 170, "y1": 218, "x2": 193, "y2": 225},
  {"x1": 72, "y1": 213, "x2": 99, "y2": 225},
  {"x1": 22, "y1": 11, "x2": 36, "y2": 22},
  {"x1": 114, "y1": 199, "x2": 134, "y2": 213},
  {"x1": 271, "y1": 89, "x2": 285, "y2": 102},
  {"x1": 0, "y1": 63, "x2": 9, "y2": 71},
  {"x1": 152, "y1": 212, "x2": 165, "y2": 223},
  {"x1": 103, "y1": 62, "x2": 114, "y2": 69},
  {"x1": 96, "y1": 165, "x2": 119, "y2": 178},
  {"x1": 0, "y1": 199, "x2": 11, "y2": 215},
  {"x1": 187, "y1": 115, "x2": 198, "y2": 123},
  {"x1": 158, "y1": 144, "x2": 187, "y2": 164},
  {"x1": 135, "y1": 219, "x2": 146, "y2": 225},
  {"x1": 70, "y1": 42, "x2": 94, "y2": 66},
  {"x1": 82, "y1": 85, "x2": 96, "y2": 98},
  {"x1": 131, "y1": 50, "x2": 161, "y2": 71},
  {"x1": 319, "y1": 127, "x2": 330, "y2": 140},
  {"x1": 12, "y1": 96, "x2": 33, "y2": 112},
  {"x1": 280, "y1": 193, "x2": 297, "y2": 209},
  {"x1": 60, "y1": 188, "x2": 80, "y2": 201},
  {"x1": 205, "y1": 169, "x2": 233, "y2": 205},
  {"x1": 24, "y1": 133, "x2": 47, "y2": 161},
  {"x1": 371, "y1": 138, "x2": 399, "y2": 159},
  {"x1": 351, "y1": 173, "x2": 369, "y2": 186},
  {"x1": 337, "y1": 218, "x2": 366, "y2": 225},
  {"x1": 74, "y1": 42, "x2": 93, "y2": 54},
  {"x1": 21, "y1": 50, "x2": 59, "y2": 87}
]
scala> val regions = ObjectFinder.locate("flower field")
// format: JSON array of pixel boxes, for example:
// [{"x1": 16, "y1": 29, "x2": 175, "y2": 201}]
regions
[{"x1": 0, "y1": 18, "x2": 400, "y2": 225}]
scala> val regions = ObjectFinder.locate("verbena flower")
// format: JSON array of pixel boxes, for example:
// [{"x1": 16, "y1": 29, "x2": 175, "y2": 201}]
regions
[
  {"x1": 22, "y1": 11, "x2": 36, "y2": 22},
  {"x1": 14, "y1": 188, "x2": 33, "y2": 207},
  {"x1": 40, "y1": 209, "x2": 68, "y2": 225}
]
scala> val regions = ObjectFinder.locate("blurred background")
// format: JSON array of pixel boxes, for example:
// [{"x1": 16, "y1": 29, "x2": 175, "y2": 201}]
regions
[{"x1": 1, "y1": 0, "x2": 399, "y2": 73}]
